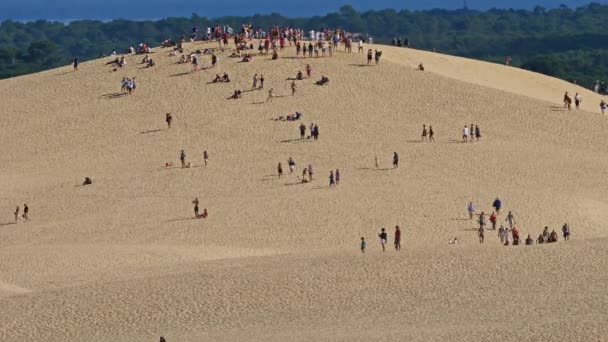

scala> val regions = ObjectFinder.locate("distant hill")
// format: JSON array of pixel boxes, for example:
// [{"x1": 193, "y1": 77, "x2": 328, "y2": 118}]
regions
[{"x1": 1, "y1": 3, "x2": 608, "y2": 88}]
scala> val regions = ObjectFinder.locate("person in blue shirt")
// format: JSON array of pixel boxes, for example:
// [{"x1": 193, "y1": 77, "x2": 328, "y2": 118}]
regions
[{"x1": 492, "y1": 198, "x2": 502, "y2": 215}]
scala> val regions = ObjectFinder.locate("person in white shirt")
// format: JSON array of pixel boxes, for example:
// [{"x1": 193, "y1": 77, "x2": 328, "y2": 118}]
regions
[
  {"x1": 358, "y1": 40, "x2": 363, "y2": 53},
  {"x1": 463, "y1": 126, "x2": 469, "y2": 143}
]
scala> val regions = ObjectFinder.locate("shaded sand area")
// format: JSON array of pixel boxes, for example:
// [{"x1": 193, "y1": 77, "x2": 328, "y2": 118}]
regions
[{"x1": 1, "y1": 41, "x2": 607, "y2": 341}]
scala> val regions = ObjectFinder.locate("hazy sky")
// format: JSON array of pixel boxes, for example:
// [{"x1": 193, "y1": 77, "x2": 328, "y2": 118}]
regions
[{"x1": 0, "y1": 0, "x2": 603, "y2": 21}]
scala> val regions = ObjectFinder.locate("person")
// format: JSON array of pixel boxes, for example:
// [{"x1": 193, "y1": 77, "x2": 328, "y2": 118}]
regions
[
  {"x1": 358, "y1": 39, "x2": 363, "y2": 53},
  {"x1": 498, "y1": 225, "x2": 506, "y2": 244},
  {"x1": 378, "y1": 228, "x2": 387, "y2": 251},
  {"x1": 429, "y1": 125, "x2": 435, "y2": 142},
  {"x1": 505, "y1": 56, "x2": 511, "y2": 66},
  {"x1": 266, "y1": 88, "x2": 275, "y2": 102},
  {"x1": 291, "y1": 80, "x2": 296, "y2": 96},
  {"x1": 394, "y1": 225, "x2": 401, "y2": 251},
  {"x1": 299, "y1": 123, "x2": 306, "y2": 139},
  {"x1": 374, "y1": 49, "x2": 382, "y2": 65},
  {"x1": 537, "y1": 234, "x2": 544, "y2": 244},
  {"x1": 259, "y1": 74, "x2": 265, "y2": 89},
  {"x1": 475, "y1": 125, "x2": 481, "y2": 142},
  {"x1": 252, "y1": 74, "x2": 258, "y2": 89},
  {"x1": 478, "y1": 225, "x2": 485, "y2": 243},
  {"x1": 470, "y1": 124, "x2": 474, "y2": 142},
  {"x1": 221, "y1": 73, "x2": 230, "y2": 82},
  {"x1": 22, "y1": 204, "x2": 29, "y2": 222},
  {"x1": 192, "y1": 198, "x2": 200, "y2": 217},
  {"x1": 564, "y1": 92, "x2": 572, "y2": 110},
  {"x1": 360, "y1": 237, "x2": 366, "y2": 253},
  {"x1": 160, "y1": 337, "x2": 166, "y2": 342},
  {"x1": 525, "y1": 234, "x2": 534, "y2": 245},
  {"x1": 308, "y1": 164, "x2": 313, "y2": 181},
  {"x1": 478, "y1": 212, "x2": 487, "y2": 231},
  {"x1": 201, "y1": 208, "x2": 208, "y2": 219},
  {"x1": 489, "y1": 211, "x2": 497, "y2": 230},
  {"x1": 316, "y1": 76, "x2": 329, "y2": 86},
  {"x1": 367, "y1": 49, "x2": 373, "y2": 64},
  {"x1": 574, "y1": 93, "x2": 582, "y2": 109},
  {"x1": 542, "y1": 226, "x2": 550, "y2": 242},
  {"x1": 506, "y1": 211, "x2": 515, "y2": 228},
  {"x1": 301, "y1": 168, "x2": 308, "y2": 183},
  {"x1": 421, "y1": 124, "x2": 427, "y2": 141},
  {"x1": 14, "y1": 206, "x2": 19, "y2": 223},
  {"x1": 180, "y1": 150, "x2": 186, "y2": 168},
  {"x1": 306, "y1": 64, "x2": 312, "y2": 78},
  {"x1": 329, "y1": 170, "x2": 335, "y2": 187},
  {"x1": 549, "y1": 229, "x2": 559, "y2": 243},
  {"x1": 192, "y1": 55, "x2": 199, "y2": 72},
  {"x1": 335, "y1": 169, "x2": 340, "y2": 185},
  {"x1": 203, "y1": 150, "x2": 208, "y2": 166},
  {"x1": 277, "y1": 162, "x2": 283, "y2": 178},
  {"x1": 393, "y1": 152, "x2": 399, "y2": 169},
  {"x1": 83, "y1": 177, "x2": 92, "y2": 185},
  {"x1": 296, "y1": 70, "x2": 303, "y2": 80},
  {"x1": 211, "y1": 54, "x2": 217, "y2": 67},
  {"x1": 73, "y1": 57, "x2": 79, "y2": 71},
  {"x1": 601, "y1": 100, "x2": 606, "y2": 115},
  {"x1": 166, "y1": 113, "x2": 172, "y2": 129},
  {"x1": 313, "y1": 124, "x2": 319, "y2": 140},
  {"x1": 492, "y1": 197, "x2": 502, "y2": 215},
  {"x1": 468, "y1": 202, "x2": 475, "y2": 220},
  {"x1": 418, "y1": 63, "x2": 424, "y2": 71},
  {"x1": 463, "y1": 125, "x2": 469, "y2": 143},
  {"x1": 288, "y1": 158, "x2": 296, "y2": 173},
  {"x1": 562, "y1": 223, "x2": 570, "y2": 240}
]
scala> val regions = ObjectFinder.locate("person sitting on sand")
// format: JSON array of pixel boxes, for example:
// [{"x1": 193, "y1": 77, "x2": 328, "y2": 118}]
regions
[
  {"x1": 548, "y1": 230, "x2": 559, "y2": 243},
  {"x1": 212, "y1": 74, "x2": 221, "y2": 83},
  {"x1": 83, "y1": 177, "x2": 92, "y2": 186},
  {"x1": 418, "y1": 63, "x2": 424, "y2": 71},
  {"x1": 525, "y1": 234, "x2": 534, "y2": 245},
  {"x1": 201, "y1": 208, "x2": 208, "y2": 219},
  {"x1": 316, "y1": 76, "x2": 329, "y2": 86},
  {"x1": 537, "y1": 234, "x2": 544, "y2": 244},
  {"x1": 146, "y1": 58, "x2": 155, "y2": 68},
  {"x1": 141, "y1": 55, "x2": 150, "y2": 64},
  {"x1": 221, "y1": 73, "x2": 230, "y2": 82},
  {"x1": 229, "y1": 90, "x2": 242, "y2": 99},
  {"x1": 296, "y1": 70, "x2": 303, "y2": 80}
]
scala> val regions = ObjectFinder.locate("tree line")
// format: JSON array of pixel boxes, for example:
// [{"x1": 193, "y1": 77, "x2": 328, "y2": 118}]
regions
[{"x1": 1, "y1": 3, "x2": 607, "y2": 87}]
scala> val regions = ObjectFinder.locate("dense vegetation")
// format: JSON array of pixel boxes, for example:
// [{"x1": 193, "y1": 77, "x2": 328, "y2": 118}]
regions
[{"x1": 1, "y1": 3, "x2": 607, "y2": 87}]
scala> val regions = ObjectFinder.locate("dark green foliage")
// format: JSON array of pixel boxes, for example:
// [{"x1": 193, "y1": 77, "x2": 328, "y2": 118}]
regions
[{"x1": 1, "y1": 3, "x2": 608, "y2": 87}]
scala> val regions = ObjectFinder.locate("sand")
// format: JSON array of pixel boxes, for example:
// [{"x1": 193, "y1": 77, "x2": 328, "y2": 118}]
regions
[{"x1": 1, "y1": 41, "x2": 607, "y2": 341}]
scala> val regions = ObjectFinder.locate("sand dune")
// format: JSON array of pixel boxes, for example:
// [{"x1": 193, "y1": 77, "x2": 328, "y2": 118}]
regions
[{"x1": 1, "y1": 41, "x2": 607, "y2": 341}]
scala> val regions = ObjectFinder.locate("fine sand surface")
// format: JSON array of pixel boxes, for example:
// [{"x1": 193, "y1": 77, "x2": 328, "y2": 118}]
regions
[{"x1": 1, "y1": 41, "x2": 607, "y2": 341}]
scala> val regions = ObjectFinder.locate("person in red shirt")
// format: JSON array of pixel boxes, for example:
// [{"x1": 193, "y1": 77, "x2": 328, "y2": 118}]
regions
[
  {"x1": 489, "y1": 212, "x2": 497, "y2": 230},
  {"x1": 394, "y1": 225, "x2": 401, "y2": 251}
]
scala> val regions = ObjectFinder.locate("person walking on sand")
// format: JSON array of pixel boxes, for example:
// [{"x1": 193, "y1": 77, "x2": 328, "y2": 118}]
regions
[
  {"x1": 463, "y1": 125, "x2": 469, "y2": 143},
  {"x1": 302, "y1": 168, "x2": 308, "y2": 183},
  {"x1": 489, "y1": 211, "x2": 497, "y2": 230},
  {"x1": 266, "y1": 88, "x2": 275, "y2": 102},
  {"x1": 506, "y1": 211, "x2": 515, "y2": 228},
  {"x1": 478, "y1": 225, "x2": 485, "y2": 243},
  {"x1": 329, "y1": 170, "x2": 335, "y2": 187},
  {"x1": 180, "y1": 150, "x2": 186, "y2": 168},
  {"x1": 492, "y1": 197, "x2": 502, "y2": 215},
  {"x1": 564, "y1": 92, "x2": 572, "y2": 110},
  {"x1": 393, "y1": 152, "x2": 399, "y2": 169},
  {"x1": 429, "y1": 125, "x2": 435, "y2": 142},
  {"x1": 277, "y1": 162, "x2": 283, "y2": 178},
  {"x1": 498, "y1": 225, "x2": 507, "y2": 244},
  {"x1": 475, "y1": 125, "x2": 481, "y2": 142},
  {"x1": 259, "y1": 74, "x2": 265, "y2": 89},
  {"x1": 367, "y1": 49, "x2": 373, "y2": 64},
  {"x1": 299, "y1": 123, "x2": 306, "y2": 139},
  {"x1": 291, "y1": 80, "x2": 296, "y2": 96},
  {"x1": 335, "y1": 169, "x2": 340, "y2": 185},
  {"x1": 468, "y1": 202, "x2": 475, "y2": 220},
  {"x1": 562, "y1": 223, "x2": 571, "y2": 240},
  {"x1": 313, "y1": 124, "x2": 319, "y2": 140},
  {"x1": 192, "y1": 198, "x2": 200, "y2": 218},
  {"x1": 394, "y1": 225, "x2": 401, "y2": 251},
  {"x1": 166, "y1": 113, "x2": 173, "y2": 129},
  {"x1": 22, "y1": 204, "x2": 29, "y2": 222},
  {"x1": 421, "y1": 124, "x2": 428, "y2": 142},
  {"x1": 574, "y1": 93, "x2": 582, "y2": 109},
  {"x1": 14, "y1": 206, "x2": 19, "y2": 223},
  {"x1": 360, "y1": 237, "x2": 366, "y2": 253},
  {"x1": 203, "y1": 150, "x2": 208, "y2": 166},
  {"x1": 288, "y1": 157, "x2": 296, "y2": 173},
  {"x1": 469, "y1": 124, "x2": 474, "y2": 143},
  {"x1": 478, "y1": 212, "x2": 487, "y2": 230},
  {"x1": 378, "y1": 228, "x2": 388, "y2": 251},
  {"x1": 252, "y1": 74, "x2": 258, "y2": 90},
  {"x1": 73, "y1": 57, "x2": 79, "y2": 71},
  {"x1": 306, "y1": 64, "x2": 312, "y2": 78},
  {"x1": 308, "y1": 164, "x2": 313, "y2": 181}
]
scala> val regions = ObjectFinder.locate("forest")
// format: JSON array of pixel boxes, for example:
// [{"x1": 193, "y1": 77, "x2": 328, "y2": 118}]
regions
[{"x1": 0, "y1": 3, "x2": 607, "y2": 88}]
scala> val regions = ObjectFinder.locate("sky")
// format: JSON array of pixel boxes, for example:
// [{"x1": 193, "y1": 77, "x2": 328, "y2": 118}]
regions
[{"x1": 0, "y1": 0, "x2": 604, "y2": 21}]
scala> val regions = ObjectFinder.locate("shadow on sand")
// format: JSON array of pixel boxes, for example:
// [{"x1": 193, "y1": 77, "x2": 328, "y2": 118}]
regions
[
  {"x1": 99, "y1": 93, "x2": 127, "y2": 100},
  {"x1": 140, "y1": 129, "x2": 163, "y2": 134}
]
